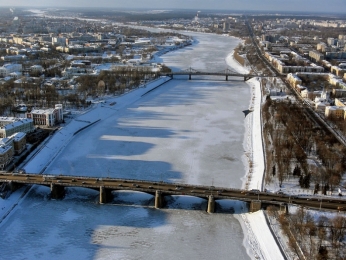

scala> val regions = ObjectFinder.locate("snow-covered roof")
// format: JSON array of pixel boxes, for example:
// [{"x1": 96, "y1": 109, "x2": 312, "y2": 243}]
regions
[
  {"x1": 10, "y1": 132, "x2": 26, "y2": 141},
  {"x1": 0, "y1": 144, "x2": 12, "y2": 154},
  {"x1": 2, "y1": 119, "x2": 33, "y2": 130},
  {"x1": 30, "y1": 108, "x2": 55, "y2": 114}
]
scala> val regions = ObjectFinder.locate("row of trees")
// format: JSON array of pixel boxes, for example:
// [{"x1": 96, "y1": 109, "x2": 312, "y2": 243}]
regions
[
  {"x1": 0, "y1": 64, "x2": 167, "y2": 115},
  {"x1": 75, "y1": 66, "x2": 163, "y2": 98},
  {"x1": 272, "y1": 207, "x2": 346, "y2": 259}
]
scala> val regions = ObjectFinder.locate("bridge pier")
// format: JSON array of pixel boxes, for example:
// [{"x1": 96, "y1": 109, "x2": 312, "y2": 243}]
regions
[
  {"x1": 226, "y1": 75, "x2": 228, "y2": 81},
  {"x1": 207, "y1": 195, "x2": 215, "y2": 213},
  {"x1": 280, "y1": 203, "x2": 289, "y2": 215},
  {"x1": 189, "y1": 74, "x2": 191, "y2": 80},
  {"x1": 99, "y1": 186, "x2": 113, "y2": 204},
  {"x1": 250, "y1": 200, "x2": 262, "y2": 212},
  {"x1": 155, "y1": 190, "x2": 164, "y2": 209},
  {"x1": 8, "y1": 181, "x2": 23, "y2": 192},
  {"x1": 50, "y1": 183, "x2": 65, "y2": 199}
]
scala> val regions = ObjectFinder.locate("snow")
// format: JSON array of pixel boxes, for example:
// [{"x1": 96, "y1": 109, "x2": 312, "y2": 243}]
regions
[
  {"x1": 241, "y1": 211, "x2": 285, "y2": 260},
  {"x1": 244, "y1": 78, "x2": 265, "y2": 191},
  {"x1": 225, "y1": 50, "x2": 265, "y2": 191},
  {"x1": 0, "y1": 186, "x2": 31, "y2": 223},
  {"x1": 225, "y1": 51, "x2": 283, "y2": 260},
  {"x1": 0, "y1": 32, "x2": 285, "y2": 260},
  {"x1": 24, "y1": 77, "x2": 171, "y2": 174}
]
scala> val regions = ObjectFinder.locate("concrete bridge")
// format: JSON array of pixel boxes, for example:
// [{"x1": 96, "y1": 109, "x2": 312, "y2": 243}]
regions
[
  {"x1": 159, "y1": 67, "x2": 259, "y2": 81},
  {"x1": 1, "y1": 173, "x2": 345, "y2": 213}
]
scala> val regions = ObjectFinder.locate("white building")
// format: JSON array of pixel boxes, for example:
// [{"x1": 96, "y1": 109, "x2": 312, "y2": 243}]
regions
[
  {"x1": 0, "y1": 64, "x2": 22, "y2": 77},
  {"x1": 30, "y1": 65, "x2": 44, "y2": 73},
  {"x1": 26, "y1": 104, "x2": 63, "y2": 127},
  {"x1": 52, "y1": 36, "x2": 67, "y2": 47},
  {"x1": 0, "y1": 117, "x2": 34, "y2": 138}
]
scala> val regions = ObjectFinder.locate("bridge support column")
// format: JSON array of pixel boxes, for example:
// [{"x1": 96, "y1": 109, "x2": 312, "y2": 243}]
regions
[
  {"x1": 226, "y1": 75, "x2": 228, "y2": 81},
  {"x1": 8, "y1": 181, "x2": 23, "y2": 192},
  {"x1": 50, "y1": 183, "x2": 65, "y2": 199},
  {"x1": 280, "y1": 204, "x2": 289, "y2": 215},
  {"x1": 155, "y1": 190, "x2": 164, "y2": 209},
  {"x1": 207, "y1": 195, "x2": 215, "y2": 213},
  {"x1": 189, "y1": 74, "x2": 191, "y2": 80},
  {"x1": 99, "y1": 186, "x2": 113, "y2": 204},
  {"x1": 250, "y1": 200, "x2": 261, "y2": 212}
]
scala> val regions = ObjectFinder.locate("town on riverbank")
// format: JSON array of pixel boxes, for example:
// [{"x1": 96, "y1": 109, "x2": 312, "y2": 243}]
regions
[{"x1": 0, "y1": 6, "x2": 345, "y2": 260}]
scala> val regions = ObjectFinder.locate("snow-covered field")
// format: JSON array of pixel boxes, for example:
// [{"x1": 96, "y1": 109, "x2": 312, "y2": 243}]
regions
[{"x1": 0, "y1": 32, "x2": 284, "y2": 259}]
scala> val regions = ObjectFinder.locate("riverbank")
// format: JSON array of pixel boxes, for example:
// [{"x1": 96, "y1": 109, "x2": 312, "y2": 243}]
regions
[
  {"x1": 226, "y1": 50, "x2": 284, "y2": 260},
  {"x1": 0, "y1": 77, "x2": 172, "y2": 224}
]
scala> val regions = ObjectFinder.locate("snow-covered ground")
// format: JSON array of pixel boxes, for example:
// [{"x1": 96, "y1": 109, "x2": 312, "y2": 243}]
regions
[
  {"x1": 0, "y1": 32, "x2": 285, "y2": 260},
  {"x1": 226, "y1": 50, "x2": 284, "y2": 259},
  {"x1": 225, "y1": 51, "x2": 264, "y2": 191}
]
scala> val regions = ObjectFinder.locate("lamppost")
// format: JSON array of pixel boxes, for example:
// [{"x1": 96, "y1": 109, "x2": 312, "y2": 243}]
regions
[
  {"x1": 211, "y1": 178, "x2": 214, "y2": 196},
  {"x1": 319, "y1": 198, "x2": 322, "y2": 210}
]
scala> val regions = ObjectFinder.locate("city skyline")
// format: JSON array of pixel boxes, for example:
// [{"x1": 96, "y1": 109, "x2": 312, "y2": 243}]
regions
[{"x1": 1, "y1": 0, "x2": 346, "y2": 13}]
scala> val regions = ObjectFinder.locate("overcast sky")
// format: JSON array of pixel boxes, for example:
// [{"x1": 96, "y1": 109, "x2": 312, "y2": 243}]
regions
[{"x1": 1, "y1": 0, "x2": 346, "y2": 13}]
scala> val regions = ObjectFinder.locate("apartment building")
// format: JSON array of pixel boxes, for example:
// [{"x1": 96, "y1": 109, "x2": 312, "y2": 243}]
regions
[
  {"x1": 309, "y1": 50, "x2": 324, "y2": 62},
  {"x1": 333, "y1": 89, "x2": 346, "y2": 98},
  {"x1": 0, "y1": 63, "x2": 22, "y2": 77},
  {"x1": 0, "y1": 118, "x2": 34, "y2": 138},
  {"x1": 0, "y1": 144, "x2": 14, "y2": 169},
  {"x1": 287, "y1": 73, "x2": 302, "y2": 87},
  {"x1": 0, "y1": 55, "x2": 27, "y2": 62},
  {"x1": 9, "y1": 132, "x2": 26, "y2": 155},
  {"x1": 325, "y1": 106, "x2": 345, "y2": 119},
  {"x1": 335, "y1": 98, "x2": 346, "y2": 107},
  {"x1": 331, "y1": 66, "x2": 346, "y2": 77}
]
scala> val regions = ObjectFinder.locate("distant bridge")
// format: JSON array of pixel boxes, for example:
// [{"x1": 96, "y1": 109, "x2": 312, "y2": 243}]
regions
[
  {"x1": 1, "y1": 173, "x2": 345, "y2": 213},
  {"x1": 159, "y1": 67, "x2": 260, "y2": 81}
]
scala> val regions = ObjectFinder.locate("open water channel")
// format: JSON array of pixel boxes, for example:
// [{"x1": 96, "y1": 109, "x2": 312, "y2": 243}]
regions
[{"x1": 0, "y1": 32, "x2": 253, "y2": 259}]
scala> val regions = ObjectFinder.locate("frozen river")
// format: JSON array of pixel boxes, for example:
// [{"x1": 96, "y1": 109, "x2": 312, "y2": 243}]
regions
[{"x1": 0, "y1": 33, "x2": 254, "y2": 259}]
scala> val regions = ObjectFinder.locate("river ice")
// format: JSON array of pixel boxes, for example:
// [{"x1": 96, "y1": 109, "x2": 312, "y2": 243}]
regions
[{"x1": 0, "y1": 32, "x2": 258, "y2": 259}]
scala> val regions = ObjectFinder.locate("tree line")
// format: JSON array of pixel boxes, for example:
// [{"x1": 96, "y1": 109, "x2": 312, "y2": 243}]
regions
[
  {"x1": 270, "y1": 206, "x2": 346, "y2": 259},
  {"x1": 263, "y1": 97, "x2": 346, "y2": 193}
]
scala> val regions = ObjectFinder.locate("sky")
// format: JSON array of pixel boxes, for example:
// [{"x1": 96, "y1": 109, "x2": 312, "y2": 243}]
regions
[{"x1": 1, "y1": 0, "x2": 346, "y2": 13}]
